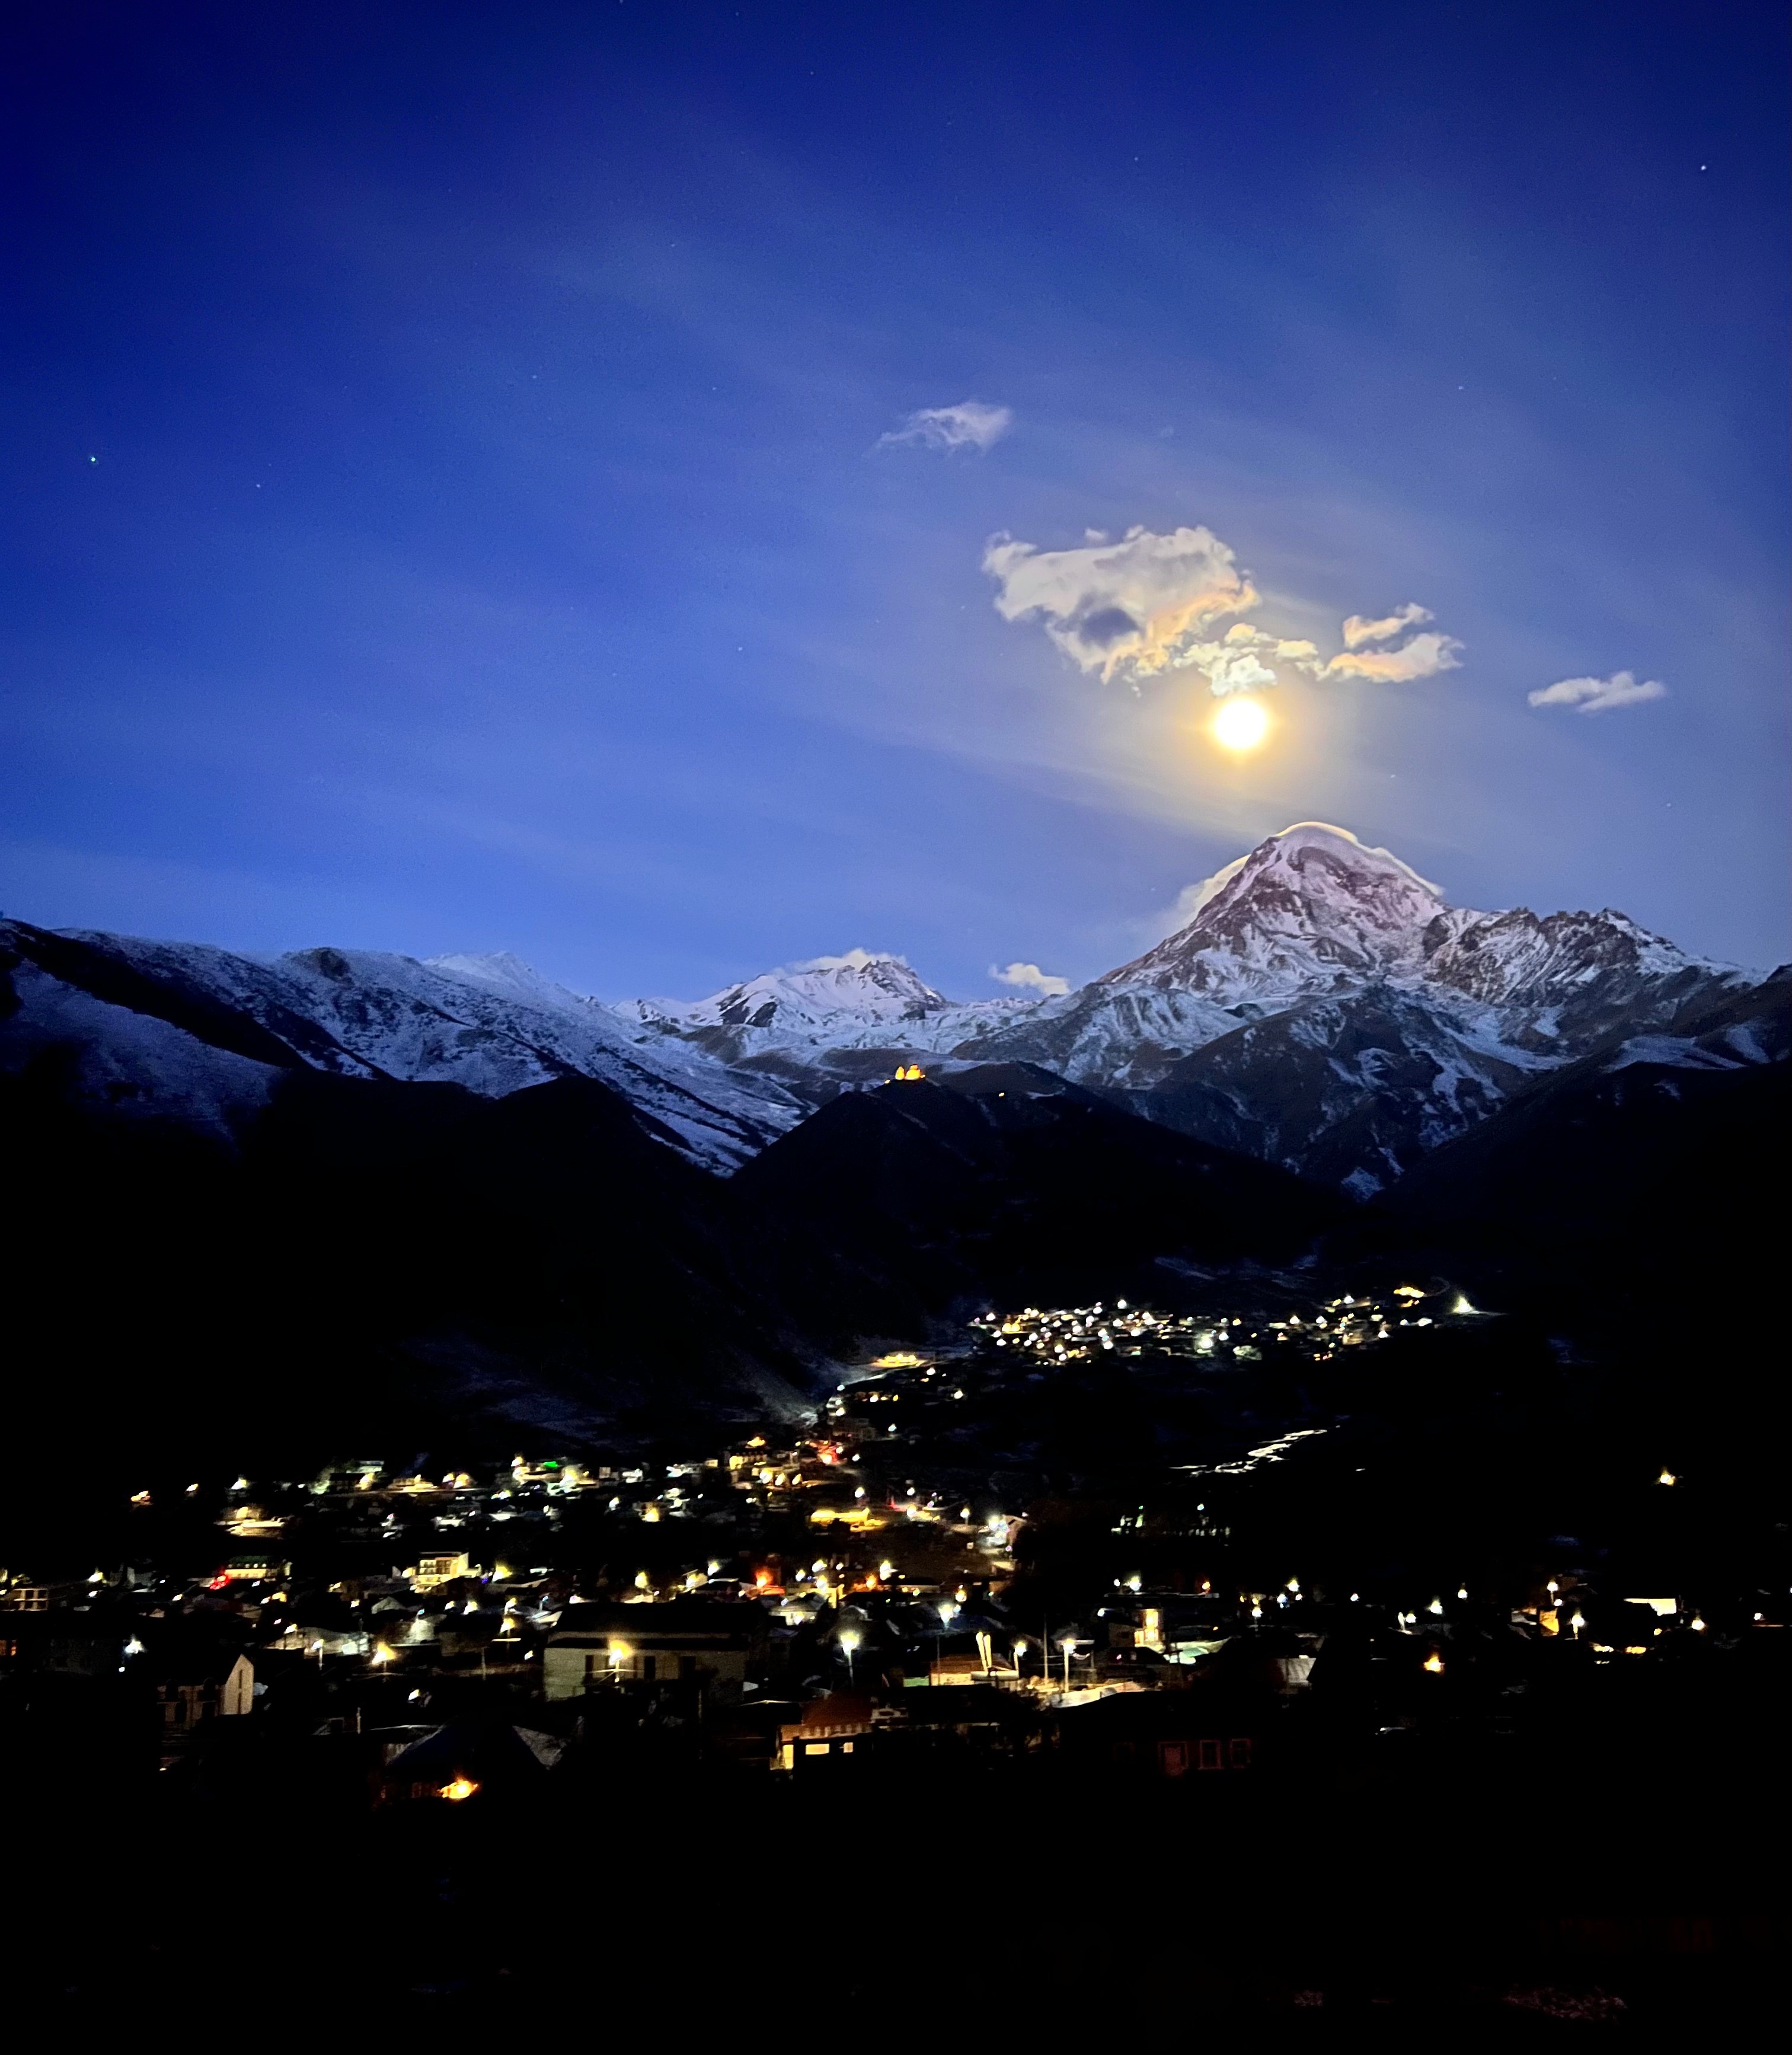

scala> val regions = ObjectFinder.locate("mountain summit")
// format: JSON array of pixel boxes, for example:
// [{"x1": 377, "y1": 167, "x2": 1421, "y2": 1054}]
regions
[{"x1": 1118, "y1": 824, "x2": 1448, "y2": 996}]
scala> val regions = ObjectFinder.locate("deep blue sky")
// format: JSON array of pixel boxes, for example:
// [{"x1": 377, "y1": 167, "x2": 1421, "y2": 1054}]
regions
[{"x1": 4, "y1": 1, "x2": 1787, "y2": 997}]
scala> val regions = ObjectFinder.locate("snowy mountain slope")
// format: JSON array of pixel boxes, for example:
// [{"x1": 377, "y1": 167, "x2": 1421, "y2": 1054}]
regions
[
  {"x1": 614, "y1": 948, "x2": 1037, "y2": 1070},
  {"x1": 1116, "y1": 984, "x2": 1552, "y2": 1198},
  {"x1": 0, "y1": 947, "x2": 283, "y2": 1138},
  {"x1": 0, "y1": 922, "x2": 811, "y2": 1171}
]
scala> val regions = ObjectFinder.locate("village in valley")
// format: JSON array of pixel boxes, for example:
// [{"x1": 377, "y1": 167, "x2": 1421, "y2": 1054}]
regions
[{"x1": 6, "y1": 1279, "x2": 1775, "y2": 1811}]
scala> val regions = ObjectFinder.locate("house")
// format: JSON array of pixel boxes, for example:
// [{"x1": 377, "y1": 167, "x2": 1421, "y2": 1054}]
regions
[
  {"x1": 777, "y1": 1693, "x2": 877, "y2": 1771},
  {"x1": 152, "y1": 1651, "x2": 254, "y2": 1732},
  {"x1": 542, "y1": 1600, "x2": 767, "y2": 1702}
]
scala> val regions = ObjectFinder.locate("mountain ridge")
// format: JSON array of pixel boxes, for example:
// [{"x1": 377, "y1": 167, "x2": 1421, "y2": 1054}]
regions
[{"x1": 2, "y1": 822, "x2": 1773, "y2": 1194}]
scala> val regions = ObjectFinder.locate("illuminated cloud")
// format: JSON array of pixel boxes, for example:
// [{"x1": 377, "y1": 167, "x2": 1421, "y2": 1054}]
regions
[
  {"x1": 991, "y1": 960, "x2": 1071, "y2": 997},
  {"x1": 985, "y1": 521, "x2": 1460, "y2": 694},
  {"x1": 1321, "y1": 631, "x2": 1463, "y2": 682},
  {"x1": 1528, "y1": 669, "x2": 1668, "y2": 714},
  {"x1": 1341, "y1": 602, "x2": 1433, "y2": 649},
  {"x1": 982, "y1": 524, "x2": 1258, "y2": 684},
  {"x1": 879, "y1": 400, "x2": 1012, "y2": 454}
]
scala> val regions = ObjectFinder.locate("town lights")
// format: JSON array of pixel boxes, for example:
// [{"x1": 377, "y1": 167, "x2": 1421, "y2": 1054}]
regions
[
  {"x1": 838, "y1": 1629, "x2": 861, "y2": 1679},
  {"x1": 608, "y1": 1640, "x2": 632, "y2": 1671},
  {"x1": 1422, "y1": 1654, "x2": 1445, "y2": 1676},
  {"x1": 1658, "y1": 1469, "x2": 1678, "y2": 1486},
  {"x1": 439, "y1": 1777, "x2": 480, "y2": 1802}
]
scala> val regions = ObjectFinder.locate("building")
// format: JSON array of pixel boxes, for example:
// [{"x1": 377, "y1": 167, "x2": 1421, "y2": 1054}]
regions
[
  {"x1": 542, "y1": 1600, "x2": 766, "y2": 1702},
  {"x1": 777, "y1": 1693, "x2": 877, "y2": 1771},
  {"x1": 153, "y1": 1651, "x2": 254, "y2": 1732},
  {"x1": 219, "y1": 1553, "x2": 290, "y2": 1584},
  {"x1": 410, "y1": 1552, "x2": 472, "y2": 1591}
]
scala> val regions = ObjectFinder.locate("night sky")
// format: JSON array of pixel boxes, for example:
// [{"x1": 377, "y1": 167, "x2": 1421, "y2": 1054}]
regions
[{"x1": 4, "y1": 2, "x2": 1786, "y2": 999}]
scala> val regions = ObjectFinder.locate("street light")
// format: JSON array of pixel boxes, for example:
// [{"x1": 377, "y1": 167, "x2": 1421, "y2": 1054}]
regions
[
  {"x1": 838, "y1": 1628, "x2": 861, "y2": 1680},
  {"x1": 1058, "y1": 1633, "x2": 1078, "y2": 1694}
]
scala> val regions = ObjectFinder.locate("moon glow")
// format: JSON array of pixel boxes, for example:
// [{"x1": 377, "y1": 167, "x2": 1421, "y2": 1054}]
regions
[{"x1": 1212, "y1": 696, "x2": 1270, "y2": 752}]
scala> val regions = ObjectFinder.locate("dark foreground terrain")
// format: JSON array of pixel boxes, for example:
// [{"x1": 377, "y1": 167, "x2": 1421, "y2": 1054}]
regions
[{"x1": 9, "y1": 1722, "x2": 1785, "y2": 2038}]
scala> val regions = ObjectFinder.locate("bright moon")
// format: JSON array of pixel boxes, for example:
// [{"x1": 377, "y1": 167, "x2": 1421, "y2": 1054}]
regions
[{"x1": 1212, "y1": 696, "x2": 1270, "y2": 751}]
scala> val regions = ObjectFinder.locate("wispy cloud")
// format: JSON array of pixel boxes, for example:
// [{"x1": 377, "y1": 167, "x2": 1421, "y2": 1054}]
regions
[
  {"x1": 983, "y1": 521, "x2": 1461, "y2": 694},
  {"x1": 879, "y1": 400, "x2": 1012, "y2": 454},
  {"x1": 1341, "y1": 602, "x2": 1433, "y2": 649},
  {"x1": 1528, "y1": 669, "x2": 1668, "y2": 714},
  {"x1": 991, "y1": 959, "x2": 1070, "y2": 997},
  {"x1": 1135, "y1": 861, "x2": 1248, "y2": 946},
  {"x1": 1322, "y1": 631, "x2": 1463, "y2": 682}
]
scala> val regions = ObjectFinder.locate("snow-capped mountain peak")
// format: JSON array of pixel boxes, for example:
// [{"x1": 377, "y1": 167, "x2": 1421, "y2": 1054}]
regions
[
  {"x1": 1110, "y1": 822, "x2": 1449, "y2": 998},
  {"x1": 681, "y1": 950, "x2": 951, "y2": 1034}
]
